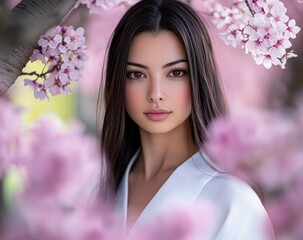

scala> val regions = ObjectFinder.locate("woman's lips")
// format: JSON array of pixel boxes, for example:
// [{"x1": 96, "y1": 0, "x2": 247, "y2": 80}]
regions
[{"x1": 144, "y1": 109, "x2": 172, "y2": 121}]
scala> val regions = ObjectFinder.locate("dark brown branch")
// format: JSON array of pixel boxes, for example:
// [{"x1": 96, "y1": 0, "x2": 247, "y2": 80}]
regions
[{"x1": 245, "y1": 0, "x2": 255, "y2": 16}]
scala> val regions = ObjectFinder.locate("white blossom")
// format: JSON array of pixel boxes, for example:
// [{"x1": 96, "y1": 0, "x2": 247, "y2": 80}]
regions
[
  {"x1": 285, "y1": 19, "x2": 301, "y2": 39},
  {"x1": 211, "y1": 0, "x2": 301, "y2": 69}
]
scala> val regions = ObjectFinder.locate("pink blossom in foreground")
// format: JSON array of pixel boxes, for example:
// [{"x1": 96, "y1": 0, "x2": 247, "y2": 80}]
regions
[
  {"x1": 0, "y1": 107, "x2": 124, "y2": 240},
  {"x1": 24, "y1": 25, "x2": 88, "y2": 100},
  {"x1": 209, "y1": 0, "x2": 301, "y2": 69},
  {"x1": 205, "y1": 105, "x2": 303, "y2": 240},
  {"x1": 17, "y1": 116, "x2": 100, "y2": 206},
  {"x1": 1, "y1": 202, "x2": 125, "y2": 240},
  {"x1": 2, "y1": 200, "x2": 213, "y2": 240},
  {"x1": 129, "y1": 203, "x2": 213, "y2": 240},
  {"x1": 2, "y1": 115, "x2": 110, "y2": 240},
  {"x1": 0, "y1": 99, "x2": 23, "y2": 178},
  {"x1": 206, "y1": 107, "x2": 303, "y2": 188}
]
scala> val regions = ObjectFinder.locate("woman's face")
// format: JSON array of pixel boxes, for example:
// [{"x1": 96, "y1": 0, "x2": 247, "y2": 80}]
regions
[{"x1": 125, "y1": 30, "x2": 191, "y2": 135}]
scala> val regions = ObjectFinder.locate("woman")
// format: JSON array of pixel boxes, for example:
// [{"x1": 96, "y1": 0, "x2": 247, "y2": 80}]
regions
[{"x1": 98, "y1": 0, "x2": 275, "y2": 239}]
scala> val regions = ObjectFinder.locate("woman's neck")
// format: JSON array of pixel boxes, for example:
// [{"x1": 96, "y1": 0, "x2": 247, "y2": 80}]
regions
[{"x1": 135, "y1": 120, "x2": 198, "y2": 179}]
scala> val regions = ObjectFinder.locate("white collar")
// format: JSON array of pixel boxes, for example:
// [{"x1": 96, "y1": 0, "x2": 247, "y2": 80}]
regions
[{"x1": 114, "y1": 149, "x2": 219, "y2": 236}]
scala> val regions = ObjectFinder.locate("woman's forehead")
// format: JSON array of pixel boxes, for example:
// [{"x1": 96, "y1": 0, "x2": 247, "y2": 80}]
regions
[{"x1": 127, "y1": 30, "x2": 187, "y2": 65}]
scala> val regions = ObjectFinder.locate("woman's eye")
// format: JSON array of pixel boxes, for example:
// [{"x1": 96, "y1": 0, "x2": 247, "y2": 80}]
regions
[
  {"x1": 127, "y1": 71, "x2": 145, "y2": 79},
  {"x1": 168, "y1": 70, "x2": 187, "y2": 77}
]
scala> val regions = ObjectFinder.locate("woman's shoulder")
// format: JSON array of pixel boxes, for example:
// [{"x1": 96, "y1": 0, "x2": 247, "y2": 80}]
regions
[
  {"x1": 195, "y1": 173, "x2": 275, "y2": 239},
  {"x1": 192, "y1": 151, "x2": 261, "y2": 205},
  {"x1": 202, "y1": 172, "x2": 262, "y2": 208},
  {"x1": 191, "y1": 154, "x2": 275, "y2": 239},
  {"x1": 192, "y1": 151, "x2": 270, "y2": 221}
]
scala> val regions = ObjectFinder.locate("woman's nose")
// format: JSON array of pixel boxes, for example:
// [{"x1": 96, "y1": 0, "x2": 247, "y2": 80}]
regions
[
  {"x1": 147, "y1": 95, "x2": 164, "y2": 102},
  {"x1": 147, "y1": 77, "x2": 165, "y2": 103}
]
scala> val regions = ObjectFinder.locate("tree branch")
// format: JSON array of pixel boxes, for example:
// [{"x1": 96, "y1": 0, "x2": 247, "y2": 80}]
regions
[{"x1": 245, "y1": 0, "x2": 255, "y2": 17}]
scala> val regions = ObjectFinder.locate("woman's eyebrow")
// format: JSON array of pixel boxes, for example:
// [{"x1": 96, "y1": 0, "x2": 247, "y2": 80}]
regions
[
  {"x1": 127, "y1": 59, "x2": 188, "y2": 69},
  {"x1": 127, "y1": 62, "x2": 148, "y2": 69},
  {"x1": 163, "y1": 59, "x2": 187, "y2": 68}
]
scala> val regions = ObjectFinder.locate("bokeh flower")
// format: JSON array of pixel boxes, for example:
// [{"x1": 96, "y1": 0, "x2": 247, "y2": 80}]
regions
[
  {"x1": 0, "y1": 99, "x2": 23, "y2": 178},
  {"x1": 205, "y1": 104, "x2": 303, "y2": 239}
]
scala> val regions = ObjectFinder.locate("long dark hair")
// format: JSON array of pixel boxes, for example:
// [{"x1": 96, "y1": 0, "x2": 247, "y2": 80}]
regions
[{"x1": 97, "y1": 0, "x2": 228, "y2": 201}]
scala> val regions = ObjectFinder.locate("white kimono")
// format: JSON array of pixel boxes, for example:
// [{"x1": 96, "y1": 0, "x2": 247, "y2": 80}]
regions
[{"x1": 115, "y1": 149, "x2": 275, "y2": 239}]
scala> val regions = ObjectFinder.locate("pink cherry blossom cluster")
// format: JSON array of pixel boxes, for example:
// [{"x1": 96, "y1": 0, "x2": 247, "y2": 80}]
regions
[
  {"x1": 210, "y1": 0, "x2": 301, "y2": 69},
  {"x1": 4, "y1": 203, "x2": 124, "y2": 240},
  {"x1": 205, "y1": 103, "x2": 303, "y2": 239},
  {"x1": 24, "y1": 25, "x2": 88, "y2": 100},
  {"x1": 75, "y1": 0, "x2": 136, "y2": 14},
  {"x1": 206, "y1": 108, "x2": 303, "y2": 189},
  {"x1": 18, "y1": 117, "x2": 100, "y2": 206},
  {"x1": 0, "y1": 99, "x2": 23, "y2": 177},
  {"x1": 129, "y1": 203, "x2": 213, "y2": 240},
  {"x1": 0, "y1": 101, "x2": 112, "y2": 239}
]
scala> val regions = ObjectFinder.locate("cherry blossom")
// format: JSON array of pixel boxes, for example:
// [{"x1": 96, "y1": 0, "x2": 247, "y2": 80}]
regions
[
  {"x1": 205, "y1": 104, "x2": 303, "y2": 239},
  {"x1": 0, "y1": 99, "x2": 23, "y2": 178},
  {"x1": 130, "y1": 203, "x2": 213, "y2": 240},
  {"x1": 24, "y1": 78, "x2": 48, "y2": 100},
  {"x1": 272, "y1": 5, "x2": 288, "y2": 22},
  {"x1": 212, "y1": 1, "x2": 249, "y2": 34},
  {"x1": 209, "y1": 0, "x2": 301, "y2": 69},
  {"x1": 23, "y1": 25, "x2": 88, "y2": 100},
  {"x1": 254, "y1": 48, "x2": 281, "y2": 69},
  {"x1": 9, "y1": 202, "x2": 124, "y2": 240},
  {"x1": 206, "y1": 107, "x2": 303, "y2": 188},
  {"x1": 16, "y1": 116, "x2": 100, "y2": 205},
  {"x1": 2, "y1": 197, "x2": 124, "y2": 240},
  {"x1": 284, "y1": 19, "x2": 301, "y2": 39},
  {"x1": 281, "y1": 50, "x2": 299, "y2": 69}
]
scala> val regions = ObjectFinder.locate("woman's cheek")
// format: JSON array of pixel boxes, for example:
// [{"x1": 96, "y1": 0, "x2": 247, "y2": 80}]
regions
[
  {"x1": 171, "y1": 83, "x2": 191, "y2": 109},
  {"x1": 125, "y1": 85, "x2": 144, "y2": 110}
]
